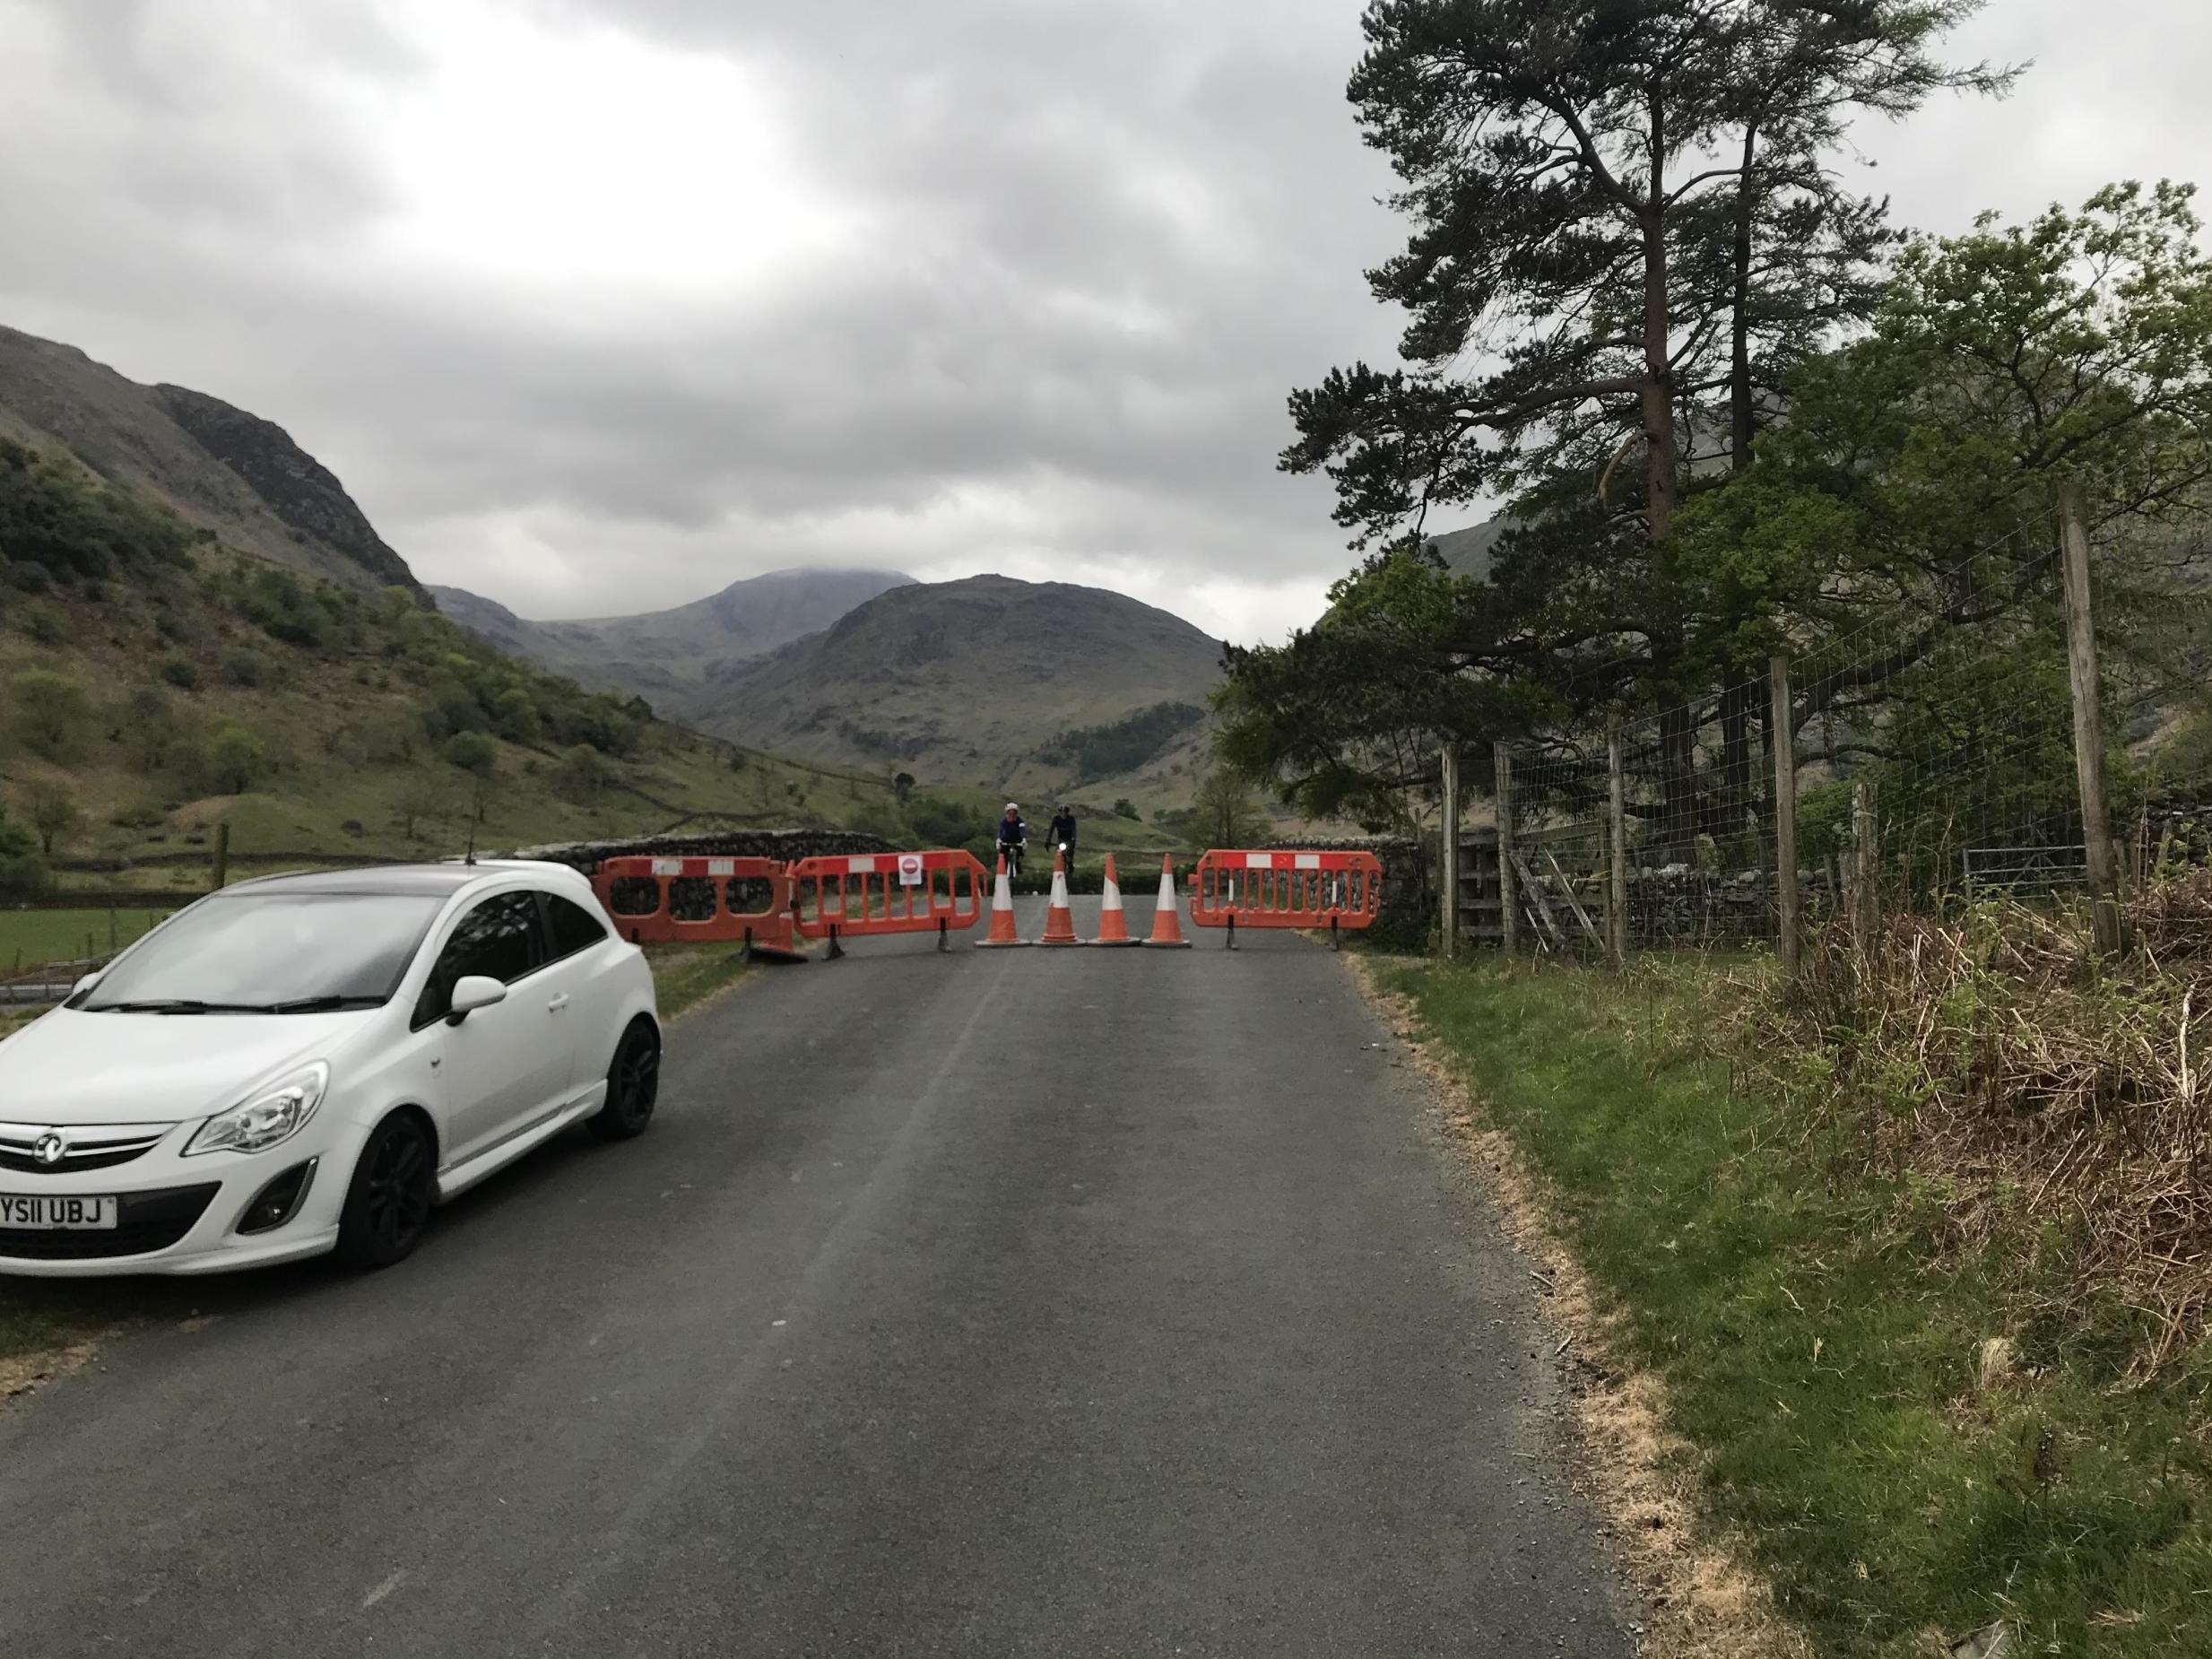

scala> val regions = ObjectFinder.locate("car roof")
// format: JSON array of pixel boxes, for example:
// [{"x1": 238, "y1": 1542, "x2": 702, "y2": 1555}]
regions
[{"x1": 216, "y1": 862, "x2": 584, "y2": 899}]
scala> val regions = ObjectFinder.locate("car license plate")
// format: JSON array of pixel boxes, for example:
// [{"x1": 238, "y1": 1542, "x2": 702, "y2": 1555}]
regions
[{"x1": 0, "y1": 1194, "x2": 119, "y2": 1230}]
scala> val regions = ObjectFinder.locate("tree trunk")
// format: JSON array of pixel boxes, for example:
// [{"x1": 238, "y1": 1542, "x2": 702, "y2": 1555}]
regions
[
  {"x1": 1641, "y1": 83, "x2": 1679, "y2": 547},
  {"x1": 1730, "y1": 121, "x2": 1758, "y2": 474}
]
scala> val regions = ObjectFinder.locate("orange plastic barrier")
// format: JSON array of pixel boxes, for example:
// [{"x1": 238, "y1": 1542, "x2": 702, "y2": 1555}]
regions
[
  {"x1": 789, "y1": 850, "x2": 990, "y2": 955},
  {"x1": 592, "y1": 856, "x2": 802, "y2": 959},
  {"x1": 1190, "y1": 849, "x2": 1383, "y2": 947}
]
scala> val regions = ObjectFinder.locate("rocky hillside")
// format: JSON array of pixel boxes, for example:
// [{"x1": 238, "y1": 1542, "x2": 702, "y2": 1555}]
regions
[
  {"x1": 0, "y1": 326, "x2": 418, "y2": 594},
  {"x1": 429, "y1": 567, "x2": 912, "y2": 712},
  {"x1": 690, "y1": 575, "x2": 1225, "y2": 797}
]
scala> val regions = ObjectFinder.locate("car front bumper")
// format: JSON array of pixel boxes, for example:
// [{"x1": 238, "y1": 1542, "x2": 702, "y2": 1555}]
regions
[{"x1": 0, "y1": 1119, "x2": 367, "y2": 1278}]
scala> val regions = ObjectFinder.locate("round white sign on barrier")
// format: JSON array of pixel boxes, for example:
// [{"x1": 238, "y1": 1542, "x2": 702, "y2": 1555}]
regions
[{"x1": 898, "y1": 854, "x2": 925, "y2": 887}]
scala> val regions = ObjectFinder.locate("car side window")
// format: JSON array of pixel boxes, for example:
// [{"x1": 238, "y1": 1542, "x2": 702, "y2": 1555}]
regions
[
  {"x1": 412, "y1": 892, "x2": 548, "y2": 1028},
  {"x1": 543, "y1": 893, "x2": 608, "y2": 960}
]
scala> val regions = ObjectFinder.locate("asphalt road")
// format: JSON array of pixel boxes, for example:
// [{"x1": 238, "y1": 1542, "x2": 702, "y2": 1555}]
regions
[{"x1": 1, "y1": 898, "x2": 1639, "y2": 1658}]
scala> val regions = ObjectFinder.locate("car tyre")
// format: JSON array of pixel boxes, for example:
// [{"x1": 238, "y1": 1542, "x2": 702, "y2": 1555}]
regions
[
  {"x1": 590, "y1": 1021, "x2": 661, "y2": 1142},
  {"x1": 335, "y1": 1111, "x2": 437, "y2": 1269}
]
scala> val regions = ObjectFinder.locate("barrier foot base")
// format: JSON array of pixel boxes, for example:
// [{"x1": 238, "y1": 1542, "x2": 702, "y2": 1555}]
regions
[
  {"x1": 1141, "y1": 939, "x2": 1192, "y2": 949},
  {"x1": 745, "y1": 943, "x2": 809, "y2": 967},
  {"x1": 973, "y1": 940, "x2": 1036, "y2": 948},
  {"x1": 937, "y1": 917, "x2": 949, "y2": 952},
  {"x1": 826, "y1": 925, "x2": 846, "y2": 961},
  {"x1": 1330, "y1": 917, "x2": 1340, "y2": 951},
  {"x1": 1226, "y1": 916, "x2": 1237, "y2": 951}
]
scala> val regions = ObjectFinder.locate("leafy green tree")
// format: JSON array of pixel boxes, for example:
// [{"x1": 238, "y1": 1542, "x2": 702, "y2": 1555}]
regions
[
  {"x1": 1191, "y1": 764, "x2": 1271, "y2": 849},
  {"x1": 492, "y1": 687, "x2": 542, "y2": 744},
  {"x1": 1113, "y1": 798, "x2": 1140, "y2": 820},
  {"x1": 11, "y1": 669, "x2": 93, "y2": 760},
  {"x1": 0, "y1": 816, "x2": 48, "y2": 899},
  {"x1": 393, "y1": 775, "x2": 451, "y2": 840},
  {"x1": 443, "y1": 731, "x2": 498, "y2": 777},
  {"x1": 1240, "y1": 0, "x2": 1999, "y2": 821},
  {"x1": 23, "y1": 780, "x2": 82, "y2": 855},
  {"x1": 552, "y1": 743, "x2": 607, "y2": 804},
  {"x1": 204, "y1": 725, "x2": 269, "y2": 795}
]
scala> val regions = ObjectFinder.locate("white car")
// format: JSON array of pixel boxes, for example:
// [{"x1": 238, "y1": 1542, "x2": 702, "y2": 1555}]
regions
[{"x1": 0, "y1": 861, "x2": 659, "y2": 1277}]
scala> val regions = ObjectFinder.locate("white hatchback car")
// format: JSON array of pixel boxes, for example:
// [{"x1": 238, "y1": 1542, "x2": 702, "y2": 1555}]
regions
[{"x1": 0, "y1": 861, "x2": 659, "y2": 1277}]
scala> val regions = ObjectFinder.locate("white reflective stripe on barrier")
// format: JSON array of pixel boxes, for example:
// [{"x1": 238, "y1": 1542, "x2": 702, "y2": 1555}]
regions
[
  {"x1": 651, "y1": 858, "x2": 682, "y2": 874},
  {"x1": 1245, "y1": 853, "x2": 1271, "y2": 869},
  {"x1": 707, "y1": 858, "x2": 734, "y2": 876},
  {"x1": 1295, "y1": 854, "x2": 1322, "y2": 870},
  {"x1": 847, "y1": 856, "x2": 878, "y2": 873}
]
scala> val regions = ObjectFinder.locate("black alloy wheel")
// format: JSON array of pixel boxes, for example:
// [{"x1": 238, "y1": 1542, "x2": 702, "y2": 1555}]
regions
[
  {"x1": 335, "y1": 1113, "x2": 437, "y2": 1269},
  {"x1": 589, "y1": 1022, "x2": 661, "y2": 1142}
]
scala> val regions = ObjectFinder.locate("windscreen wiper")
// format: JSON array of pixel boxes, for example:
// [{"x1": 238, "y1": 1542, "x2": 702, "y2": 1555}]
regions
[
  {"x1": 264, "y1": 995, "x2": 386, "y2": 1014},
  {"x1": 89, "y1": 999, "x2": 272, "y2": 1014}
]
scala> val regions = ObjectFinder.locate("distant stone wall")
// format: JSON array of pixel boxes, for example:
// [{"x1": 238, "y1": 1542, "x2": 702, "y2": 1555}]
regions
[{"x1": 509, "y1": 828, "x2": 901, "y2": 873}]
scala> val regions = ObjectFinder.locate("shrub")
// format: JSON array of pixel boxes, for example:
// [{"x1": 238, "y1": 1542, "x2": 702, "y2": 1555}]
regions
[
  {"x1": 204, "y1": 724, "x2": 268, "y2": 794},
  {"x1": 1114, "y1": 797, "x2": 1140, "y2": 820},
  {"x1": 4, "y1": 560, "x2": 52, "y2": 594},
  {"x1": 23, "y1": 779, "x2": 83, "y2": 854},
  {"x1": 22, "y1": 605, "x2": 70, "y2": 645},
  {"x1": 109, "y1": 800, "x2": 169, "y2": 830},
  {"x1": 552, "y1": 743, "x2": 608, "y2": 804},
  {"x1": 443, "y1": 731, "x2": 498, "y2": 777},
  {"x1": 221, "y1": 647, "x2": 268, "y2": 687},
  {"x1": 10, "y1": 668, "x2": 93, "y2": 760},
  {"x1": 491, "y1": 687, "x2": 542, "y2": 744},
  {"x1": 0, "y1": 817, "x2": 48, "y2": 899},
  {"x1": 159, "y1": 656, "x2": 201, "y2": 691}
]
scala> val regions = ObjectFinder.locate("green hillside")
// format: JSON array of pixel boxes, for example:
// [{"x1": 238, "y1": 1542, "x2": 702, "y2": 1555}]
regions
[{"x1": 0, "y1": 438, "x2": 908, "y2": 898}]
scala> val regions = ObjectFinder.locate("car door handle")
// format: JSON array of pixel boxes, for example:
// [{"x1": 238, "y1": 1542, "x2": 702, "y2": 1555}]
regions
[{"x1": 547, "y1": 994, "x2": 571, "y2": 1012}]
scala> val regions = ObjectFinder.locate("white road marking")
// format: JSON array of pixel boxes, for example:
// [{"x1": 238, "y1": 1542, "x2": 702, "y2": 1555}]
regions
[{"x1": 360, "y1": 1569, "x2": 406, "y2": 1611}]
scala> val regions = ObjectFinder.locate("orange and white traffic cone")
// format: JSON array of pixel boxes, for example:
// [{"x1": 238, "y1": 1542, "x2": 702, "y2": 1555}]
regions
[
  {"x1": 1142, "y1": 854, "x2": 1191, "y2": 947},
  {"x1": 1039, "y1": 847, "x2": 1086, "y2": 945},
  {"x1": 974, "y1": 854, "x2": 1031, "y2": 947},
  {"x1": 1093, "y1": 853, "x2": 1141, "y2": 946}
]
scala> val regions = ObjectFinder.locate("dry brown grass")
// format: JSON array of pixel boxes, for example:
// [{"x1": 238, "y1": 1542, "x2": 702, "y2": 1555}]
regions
[{"x1": 1757, "y1": 873, "x2": 2212, "y2": 1377}]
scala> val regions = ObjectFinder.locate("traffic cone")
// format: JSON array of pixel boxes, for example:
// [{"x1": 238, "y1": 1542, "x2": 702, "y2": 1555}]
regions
[
  {"x1": 1142, "y1": 854, "x2": 1191, "y2": 947},
  {"x1": 974, "y1": 854, "x2": 1031, "y2": 947},
  {"x1": 1039, "y1": 848, "x2": 1086, "y2": 945},
  {"x1": 1094, "y1": 854, "x2": 1141, "y2": 946}
]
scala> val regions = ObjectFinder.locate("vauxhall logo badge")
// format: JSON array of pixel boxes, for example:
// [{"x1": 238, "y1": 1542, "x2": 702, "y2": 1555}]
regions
[{"x1": 33, "y1": 1131, "x2": 66, "y2": 1168}]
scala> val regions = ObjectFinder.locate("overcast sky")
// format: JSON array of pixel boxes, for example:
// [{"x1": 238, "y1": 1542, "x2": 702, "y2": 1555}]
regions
[{"x1": 2, "y1": 1, "x2": 2208, "y2": 642}]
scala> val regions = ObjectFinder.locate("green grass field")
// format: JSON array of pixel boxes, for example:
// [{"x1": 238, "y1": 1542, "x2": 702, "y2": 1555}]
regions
[
  {"x1": 0, "y1": 907, "x2": 178, "y2": 972},
  {"x1": 1379, "y1": 954, "x2": 2212, "y2": 1658}
]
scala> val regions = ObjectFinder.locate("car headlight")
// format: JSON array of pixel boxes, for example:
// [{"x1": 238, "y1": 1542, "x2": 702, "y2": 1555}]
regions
[{"x1": 185, "y1": 1063, "x2": 330, "y2": 1157}]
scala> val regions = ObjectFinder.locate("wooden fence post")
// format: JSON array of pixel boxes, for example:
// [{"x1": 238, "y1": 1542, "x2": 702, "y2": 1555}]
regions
[
  {"x1": 1494, "y1": 743, "x2": 1518, "y2": 955},
  {"x1": 1851, "y1": 781, "x2": 1878, "y2": 946},
  {"x1": 1769, "y1": 656, "x2": 1800, "y2": 979},
  {"x1": 1606, "y1": 725, "x2": 1629, "y2": 965},
  {"x1": 2058, "y1": 481, "x2": 2122, "y2": 955},
  {"x1": 211, "y1": 821, "x2": 230, "y2": 892},
  {"x1": 1440, "y1": 745, "x2": 1461, "y2": 959}
]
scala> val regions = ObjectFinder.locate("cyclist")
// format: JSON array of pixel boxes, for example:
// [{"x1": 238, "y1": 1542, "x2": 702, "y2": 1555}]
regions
[
  {"x1": 995, "y1": 802, "x2": 1028, "y2": 876},
  {"x1": 1047, "y1": 803, "x2": 1079, "y2": 880}
]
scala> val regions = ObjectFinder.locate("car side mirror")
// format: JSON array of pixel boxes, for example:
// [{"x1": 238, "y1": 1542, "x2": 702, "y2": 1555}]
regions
[{"x1": 446, "y1": 975, "x2": 507, "y2": 1026}]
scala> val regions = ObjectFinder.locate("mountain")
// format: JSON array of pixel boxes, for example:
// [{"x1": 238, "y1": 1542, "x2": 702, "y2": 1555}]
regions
[
  {"x1": 689, "y1": 574, "x2": 1225, "y2": 795},
  {"x1": 428, "y1": 567, "x2": 913, "y2": 710},
  {"x1": 0, "y1": 326, "x2": 418, "y2": 594}
]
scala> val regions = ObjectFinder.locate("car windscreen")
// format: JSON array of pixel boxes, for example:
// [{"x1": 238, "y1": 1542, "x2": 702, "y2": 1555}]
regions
[{"x1": 75, "y1": 892, "x2": 447, "y2": 1013}]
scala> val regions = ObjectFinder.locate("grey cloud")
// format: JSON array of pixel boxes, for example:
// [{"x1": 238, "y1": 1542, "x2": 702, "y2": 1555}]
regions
[{"x1": 0, "y1": 0, "x2": 2198, "y2": 638}]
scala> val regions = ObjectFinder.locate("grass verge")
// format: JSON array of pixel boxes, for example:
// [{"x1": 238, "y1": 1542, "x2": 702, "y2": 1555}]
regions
[
  {"x1": 1, "y1": 942, "x2": 754, "y2": 1395},
  {"x1": 1375, "y1": 953, "x2": 2212, "y2": 1658}
]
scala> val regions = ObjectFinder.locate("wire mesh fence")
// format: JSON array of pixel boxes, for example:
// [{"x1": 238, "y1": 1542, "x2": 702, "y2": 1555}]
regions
[{"x1": 1474, "y1": 504, "x2": 2212, "y2": 960}]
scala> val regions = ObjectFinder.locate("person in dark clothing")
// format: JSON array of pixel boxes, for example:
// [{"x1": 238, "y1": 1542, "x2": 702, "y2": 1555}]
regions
[
  {"x1": 995, "y1": 803, "x2": 1028, "y2": 875},
  {"x1": 1047, "y1": 803, "x2": 1079, "y2": 879}
]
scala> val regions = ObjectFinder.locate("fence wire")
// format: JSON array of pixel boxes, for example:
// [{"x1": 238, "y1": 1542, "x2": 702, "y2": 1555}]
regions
[{"x1": 1486, "y1": 509, "x2": 2212, "y2": 954}]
